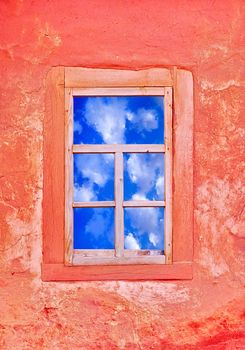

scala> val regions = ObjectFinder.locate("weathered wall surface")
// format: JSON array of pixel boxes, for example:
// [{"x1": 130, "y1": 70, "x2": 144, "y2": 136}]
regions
[{"x1": 0, "y1": 1, "x2": 244, "y2": 349}]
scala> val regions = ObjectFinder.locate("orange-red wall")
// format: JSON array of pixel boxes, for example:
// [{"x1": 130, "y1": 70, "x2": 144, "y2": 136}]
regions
[{"x1": 0, "y1": 1, "x2": 244, "y2": 348}]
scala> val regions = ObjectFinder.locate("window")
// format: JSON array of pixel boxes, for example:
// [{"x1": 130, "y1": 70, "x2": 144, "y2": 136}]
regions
[
  {"x1": 65, "y1": 89, "x2": 172, "y2": 266},
  {"x1": 43, "y1": 67, "x2": 193, "y2": 281}
]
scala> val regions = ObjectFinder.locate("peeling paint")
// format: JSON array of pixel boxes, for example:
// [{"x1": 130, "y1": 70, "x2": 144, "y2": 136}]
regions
[
  {"x1": 196, "y1": 177, "x2": 245, "y2": 278},
  {"x1": 100, "y1": 282, "x2": 190, "y2": 307},
  {"x1": 200, "y1": 79, "x2": 241, "y2": 91}
]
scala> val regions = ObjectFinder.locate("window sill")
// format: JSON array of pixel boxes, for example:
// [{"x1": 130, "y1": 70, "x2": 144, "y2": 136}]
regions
[{"x1": 42, "y1": 262, "x2": 193, "y2": 281}]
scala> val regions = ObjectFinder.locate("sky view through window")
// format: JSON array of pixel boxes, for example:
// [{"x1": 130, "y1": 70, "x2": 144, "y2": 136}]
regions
[
  {"x1": 73, "y1": 96, "x2": 165, "y2": 250},
  {"x1": 74, "y1": 96, "x2": 164, "y2": 144}
]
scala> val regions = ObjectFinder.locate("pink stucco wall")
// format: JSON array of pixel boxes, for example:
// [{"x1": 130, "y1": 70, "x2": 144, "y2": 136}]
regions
[{"x1": 0, "y1": 1, "x2": 244, "y2": 348}]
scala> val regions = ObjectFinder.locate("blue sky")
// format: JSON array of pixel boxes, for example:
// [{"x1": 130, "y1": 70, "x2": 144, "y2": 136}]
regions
[
  {"x1": 73, "y1": 96, "x2": 165, "y2": 250},
  {"x1": 73, "y1": 96, "x2": 164, "y2": 144}
]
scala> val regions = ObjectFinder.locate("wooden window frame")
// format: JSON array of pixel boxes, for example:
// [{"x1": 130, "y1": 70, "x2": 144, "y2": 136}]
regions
[
  {"x1": 42, "y1": 67, "x2": 193, "y2": 281},
  {"x1": 65, "y1": 86, "x2": 171, "y2": 266}
]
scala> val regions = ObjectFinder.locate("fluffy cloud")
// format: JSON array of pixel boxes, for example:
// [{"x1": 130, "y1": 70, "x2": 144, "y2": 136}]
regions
[
  {"x1": 126, "y1": 207, "x2": 159, "y2": 234},
  {"x1": 156, "y1": 176, "x2": 164, "y2": 198},
  {"x1": 129, "y1": 108, "x2": 158, "y2": 131},
  {"x1": 74, "y1": 120, "x2": 83, "y2": 134},
  {"x1": 149, "y1": 232, "x2": 160, "y2": 247},
  {"x1": 131, "y1": 193, "x2": 147, "y2": 200},
  {"x1": 84, "y1": 97, "x2": 128, "y2": 144},
  {"x1": 85, "y1": 208, "x2": 114, "y2": 244},
  {"x1": 85, "y1": 211, "x2": 107, "y2": 238},
  {"x1": 74, "y1": 183, "x2": 97, "y2": 202},
  {"x1": 125, "y1": 232, "x2": 141, "y2": 249},
  {"x1": 74, "y1": 153, "x2": 114, "y2": 201},
  {"x1": 75, "y1": 153, "x2": 113, "y2": 187},
  {"x1": 74, "y1": 97, "x2": 161, "y2": 144},
  {"x1": 125, "y1": 207, "x2": 164, "y2": 249},
  {"x1": 126, "y1": 153, "x2": 164, "y2": 199}
]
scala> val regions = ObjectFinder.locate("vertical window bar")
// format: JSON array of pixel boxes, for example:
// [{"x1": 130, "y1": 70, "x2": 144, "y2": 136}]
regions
[
  {"x1": 164, "y1": 87, "x2": 173, "y2": 264},
  {"x1": 65, "y1": 88, "x2": 74, "y2": 265},
  {"x1": 115, "y1": 152, "x2": 124, "y2": 257}
]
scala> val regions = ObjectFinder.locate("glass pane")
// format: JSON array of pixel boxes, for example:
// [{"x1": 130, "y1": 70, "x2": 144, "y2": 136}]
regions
[
  {"x1": 124, "y1": 153, "x2": 164, "y2": 200},
  {"x1": 124, "y1": 207, "x2": 164, "y2": 250},
  {"x1": 74, "y1": 208, "x2": 114, "y2": 249},
  {"x1": 74, "y1": 154, "x2": 114, "y2": 201},
  {"x1": 73, "y1": 96, "x2": 164, "y2": 144}
]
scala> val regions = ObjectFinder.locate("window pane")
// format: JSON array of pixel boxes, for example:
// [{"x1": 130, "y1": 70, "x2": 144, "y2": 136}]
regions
[
  {"x1": 74, "y1": 208, "x2": 114, "y2": 249},
  {"x1": 74, "y1": 154, "x2": 114, "y2": 201},
  {"x1": 124, "y1": 207, "x2": 164, "y2": 250},
  {"x1": 73, "y1": 96, "x2": 164, "y2": 144},
  {"x1": 124, "y1": 153, "x2": 164, "y2": 200}
]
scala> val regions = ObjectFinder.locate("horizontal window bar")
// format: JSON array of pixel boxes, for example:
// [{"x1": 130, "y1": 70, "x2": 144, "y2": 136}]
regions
[
  {"x1": 73, "y1": 250, "x2": 164, "y2": 258},
  {"x1": 74, "y1": 249, "x2": 115, "y2": 257},
  {"x1": 72, "y1": 87, "x2": 165, "y2": 96},
  {"x1": 72, "y1": 255, "x2": 166, "y2": 265},
  {"x1": 73, "y1": 201, "x2": 115, "y2": 208},
  {"x1": 73, "y1": 144, "x2": 165, "y2": 153},
  {"x1": 73, "y1": 201, "x2": 165, "y2": 208},
  {"x1": 124, "y1": 250, "x2": 164, "y2": 257},
  {"x1": 123, "y1": 200, "x2": 165, "y2": 207}
]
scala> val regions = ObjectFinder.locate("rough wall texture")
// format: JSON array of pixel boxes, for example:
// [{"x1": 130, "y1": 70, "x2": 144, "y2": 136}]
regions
[{"x1": 0, "y1": 0, "x2": 244, "y2": 349}]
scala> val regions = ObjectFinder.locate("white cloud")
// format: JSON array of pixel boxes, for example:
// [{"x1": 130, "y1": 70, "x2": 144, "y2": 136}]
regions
[
  {"x1": 126, "y1": 207, "x2": 159, "y2": 235},
  {"x1": 84, "y1": 98, "x2": 128, "y2": 144},
  {"x1": 74, "y1": 183, "x2": 97, "y2": 202},
  {"x1": 130, "y1": 108, "x2": 158, "y2": 131},
  {"x1": 85, "y1": 209, "x2": 113, "y2": 244},
  {"x1": 74, "y1": 120, "x2": 83, "y2": 134},
  {"x1": 131, "y1": 193, "x2": 147, "y2": 200},
  {"x1": 156, "y1": 176, "x2": 164, "y2": 198},
  {"x1": 74, "y1": 154, "x2": 114, "y2": 202},
  {"x1": 126, "y1": 154, "x2": 164, "y2": 199},
  {"x1": 85, "y1": 212, "x2": 106, "y2": 239},
  {"x1": 149, "y1": 232, "x2": 159, "y2": 247},
  {"x1": 74, "y1": 154, "x2": 113, "y2": 187},
  {"x1": 102, "y1": 153, "x2": 114, "y2": 163},
  {"x1": 126, "y1": 111, "x2": 134, "y2": 121},
  {"x1": 125, "y1": 233, "x2": 141, "y2": 249},
  {"x1": 125, "y1": 207, "x2": 164, "y2": 249},
  {"x1": 82, "y1": 97, "x2": 160, "y2": 144}
]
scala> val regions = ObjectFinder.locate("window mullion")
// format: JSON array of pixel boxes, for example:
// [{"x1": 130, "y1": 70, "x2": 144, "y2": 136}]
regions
[
  {"x1": 65, "y1": 87, "x2": 74, "y2": 265},
  {"x1": 164, "y1": 87, "x2": 173, "y2": 264},
  {"x1": 115, "y1": 151, "x2": 124, "y2": 257}
]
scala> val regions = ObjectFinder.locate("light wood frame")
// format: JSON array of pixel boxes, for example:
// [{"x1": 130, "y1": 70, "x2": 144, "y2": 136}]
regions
[
  {"x1": 42, "y1": 67, "x2": 193, "y2": 281},
  {"x1": 65, "y1": 86, "x2": 170, "y2": 266}
]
